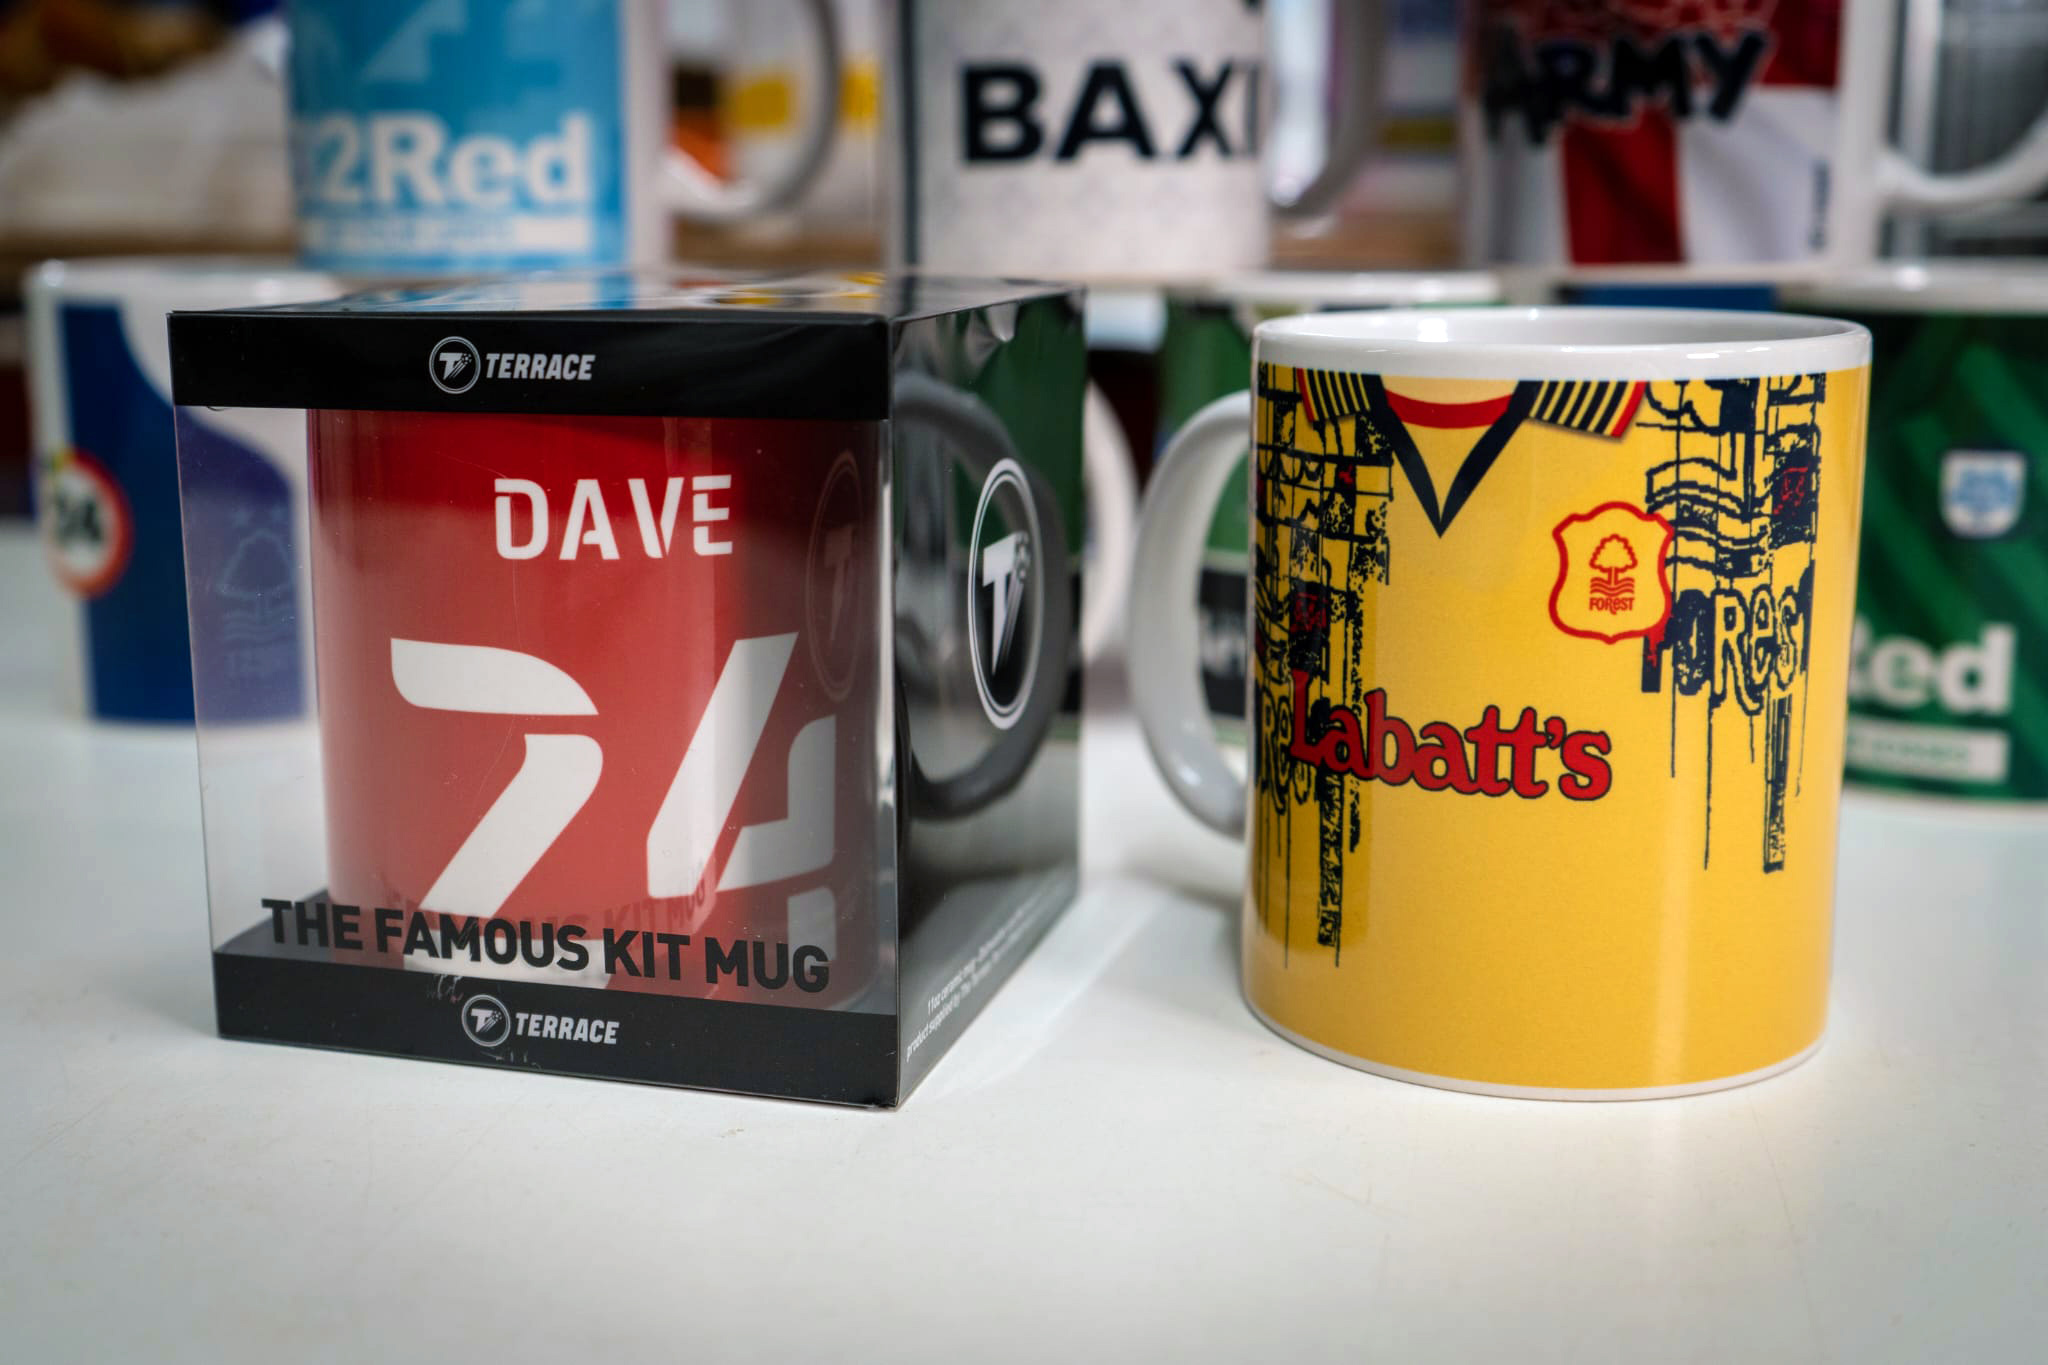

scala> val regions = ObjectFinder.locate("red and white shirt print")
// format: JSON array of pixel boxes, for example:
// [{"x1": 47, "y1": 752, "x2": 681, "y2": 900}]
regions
[{"x1": 1462, "y1": 0, "x2": 1844, "y2": 266}]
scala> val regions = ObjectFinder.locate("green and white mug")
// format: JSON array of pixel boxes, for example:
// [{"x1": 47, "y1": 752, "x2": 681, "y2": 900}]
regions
[{"x1": 1786, "y1": 264, "x2": 2048, "y2": 802}]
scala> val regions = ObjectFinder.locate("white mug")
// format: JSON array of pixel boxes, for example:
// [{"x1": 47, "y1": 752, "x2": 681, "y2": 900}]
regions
[
  {"x1": 882, "y1": 0, "x2": 1385, "y2": 280},
  {"x1": 1459, "y1": 0, "x2": 2048, "y2": 272},
  {"x1": 1891, "y1": 2, "x2": 2048, "y2": 256}
]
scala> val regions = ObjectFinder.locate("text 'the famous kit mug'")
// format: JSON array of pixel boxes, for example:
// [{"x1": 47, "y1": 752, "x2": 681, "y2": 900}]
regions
[
  {"x1": 1460, "y1": 0, "x2": 2048, "y2": 270},
  {"x1": 287, "y1": 0, "x2": 842, "y2": 271},
  {"x1": 26, "y1": 258, "x2": 336, "y2": 722},
  {"x1": 1130, "y1": 308, "x2": 1872, "y2": 1096},
  {"x1": 1786, "y1": 264, "x2": 2048, "y2": 803},
  {"x1": 883, "y1": 0, "x2": 1383, "y2": 279}
]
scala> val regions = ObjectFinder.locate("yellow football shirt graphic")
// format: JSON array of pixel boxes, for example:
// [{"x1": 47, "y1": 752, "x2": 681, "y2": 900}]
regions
[{"x1": 1246, "y1": 360, "x2": 1867, "y2": 1089}]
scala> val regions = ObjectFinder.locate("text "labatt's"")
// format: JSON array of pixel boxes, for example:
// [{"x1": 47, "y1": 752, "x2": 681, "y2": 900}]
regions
[{"x1": 1291, "y1": 672, "x2": 1613, "y2": 800}]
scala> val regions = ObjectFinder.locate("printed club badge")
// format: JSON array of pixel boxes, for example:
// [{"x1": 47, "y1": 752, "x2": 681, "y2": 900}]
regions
[
  {"x1": 1940, "y1": 448, "x2": 2027, "y2": 540},
  {"x1": 1549, "y1": 501, "x2": 1672, "y2": 644},
  {"x1": 39, "y1": 448, "x2": 133, "y2": 598}
]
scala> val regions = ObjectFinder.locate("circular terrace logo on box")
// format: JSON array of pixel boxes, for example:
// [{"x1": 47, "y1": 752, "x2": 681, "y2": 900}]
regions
[
  {"x1": 429, "y1": 336, "x2": 482, "y2": 394},
  {"x1": 460, "y1": 992, "x2": 512, "y2": 1048},
  {"x1": 968, "y1": 457, "x2": 1043, "y2": 730}
]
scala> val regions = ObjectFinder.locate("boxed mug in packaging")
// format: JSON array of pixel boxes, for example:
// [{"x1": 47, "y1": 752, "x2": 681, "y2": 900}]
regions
[{"x1": 168, "y1": 271, "x2": 1086, "y2": 1107}]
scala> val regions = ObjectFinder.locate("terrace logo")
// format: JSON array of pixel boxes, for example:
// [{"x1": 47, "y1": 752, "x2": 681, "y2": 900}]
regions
[
  {"x1": 459, "y1": 992, "x2": 512, "y2": 1047},
  {"x1": 456, "y1": 989, "x2": 625, "y2": 1050},
  {"x1": 968, "y1": 458, "x2": 1042, "y2": 730},
  {"x1": 428, "y1": 336, "x2": 481, "y2": 394},
  {"x1": 429, "y1": 335, "x2": 598, "y2": 394}
]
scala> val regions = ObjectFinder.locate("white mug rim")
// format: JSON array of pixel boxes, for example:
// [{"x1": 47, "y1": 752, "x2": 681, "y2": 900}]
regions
[
  {"x1": 1255, "y1": 306, "x2": 1870, "y2": 380},
  {"x1": 29, "y1": 256, "x2": 335, "y2": 303},
  {"x1": 1170, "y1": 270, "x2": 1503, "y2": 309},
  {"x1": 1782, "y1": 261, "x2": 2048, "y2": 315}
]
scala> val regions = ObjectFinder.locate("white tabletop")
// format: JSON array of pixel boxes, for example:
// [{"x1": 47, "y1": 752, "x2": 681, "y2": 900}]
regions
[{"x1": 1, "y1": 522, "x2": 2044, "y2": 1363}]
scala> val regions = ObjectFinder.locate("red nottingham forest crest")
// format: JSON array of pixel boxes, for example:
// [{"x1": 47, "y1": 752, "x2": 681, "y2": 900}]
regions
[{"x1": 1549, "y1": 502, "x2": 1672, "y2": 644}]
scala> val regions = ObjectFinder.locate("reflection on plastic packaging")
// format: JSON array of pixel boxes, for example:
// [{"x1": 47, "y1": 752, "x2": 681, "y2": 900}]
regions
[{"x1": 177, "y1": 408, "x2": 308, "y2": 724}]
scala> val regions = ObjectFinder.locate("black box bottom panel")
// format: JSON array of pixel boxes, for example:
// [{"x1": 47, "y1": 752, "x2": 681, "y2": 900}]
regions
[{"x1": 213, "y1": 925, "x2": 900, "y2": 1107}]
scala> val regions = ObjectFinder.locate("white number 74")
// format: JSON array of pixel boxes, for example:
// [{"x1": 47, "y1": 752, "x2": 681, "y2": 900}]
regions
[{"x1": 390, "y1": 633, "x2": 834, "y2": 938}]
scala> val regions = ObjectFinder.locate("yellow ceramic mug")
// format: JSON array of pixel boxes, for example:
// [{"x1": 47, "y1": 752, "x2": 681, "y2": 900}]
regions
[{"x1": 1130, "y1": 308, "x2": 1871, "y2": 1098}]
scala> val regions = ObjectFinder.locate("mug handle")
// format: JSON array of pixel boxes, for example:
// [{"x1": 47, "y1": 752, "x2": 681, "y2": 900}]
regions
[
  {"x1": 1079, "y1": 381, "x2": 1139, "y2": 664},
  {"x1": 660, "y1": 0, "x2": 845, "y2": 225},
  {"x1": 1871, "y1": 1, "x2": 2048, "y2": 215},
  {"x1": 1880, "y1": 117, "x2": 2048, "y2": 213},
  {"x1": 1273, "y1": 0, "x2": 1388, "y2": 219},
  {"x1": 1129, "y1": 390, "x2": 1251, "y2": 838},
  {"x1": 893, "y1": 375, "x2": 1076, "y2": 820}
]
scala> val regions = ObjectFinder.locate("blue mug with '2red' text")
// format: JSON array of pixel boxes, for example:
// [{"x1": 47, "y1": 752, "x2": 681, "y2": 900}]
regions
[{"x1": 287, "y1": 0, "x2": 842, "y2": 272}]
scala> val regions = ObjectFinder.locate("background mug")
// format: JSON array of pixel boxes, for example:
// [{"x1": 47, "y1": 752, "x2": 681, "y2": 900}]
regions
[
  {"x1": 723, "y1": 0, "x2": 882, "y2": 240},
  {"x1": 1890, "y1": 0, "x2": 2048, "y2": 258},
  {"x1": 883, "y1": 0, "x2": 1385, "y2": 279},
  {"x1": 1130, "y1": 307, "x2": 1871, "y2": 1096},
  {"x1": 287, "y1": 0, "x2": 842, "y2": 272},
  {"x1": 1547, "y1": 267, "x2": 1780, "y2": 312},
  {"x1": 27, "y1": 259, "x2": 335, "y2": 723},
  {"x1": 1786, "y1": 263, "x2": 2048, "y2": 802},
  {"x1": 1460, "y1": 0, "x2": 2048, "y2": 270}
]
